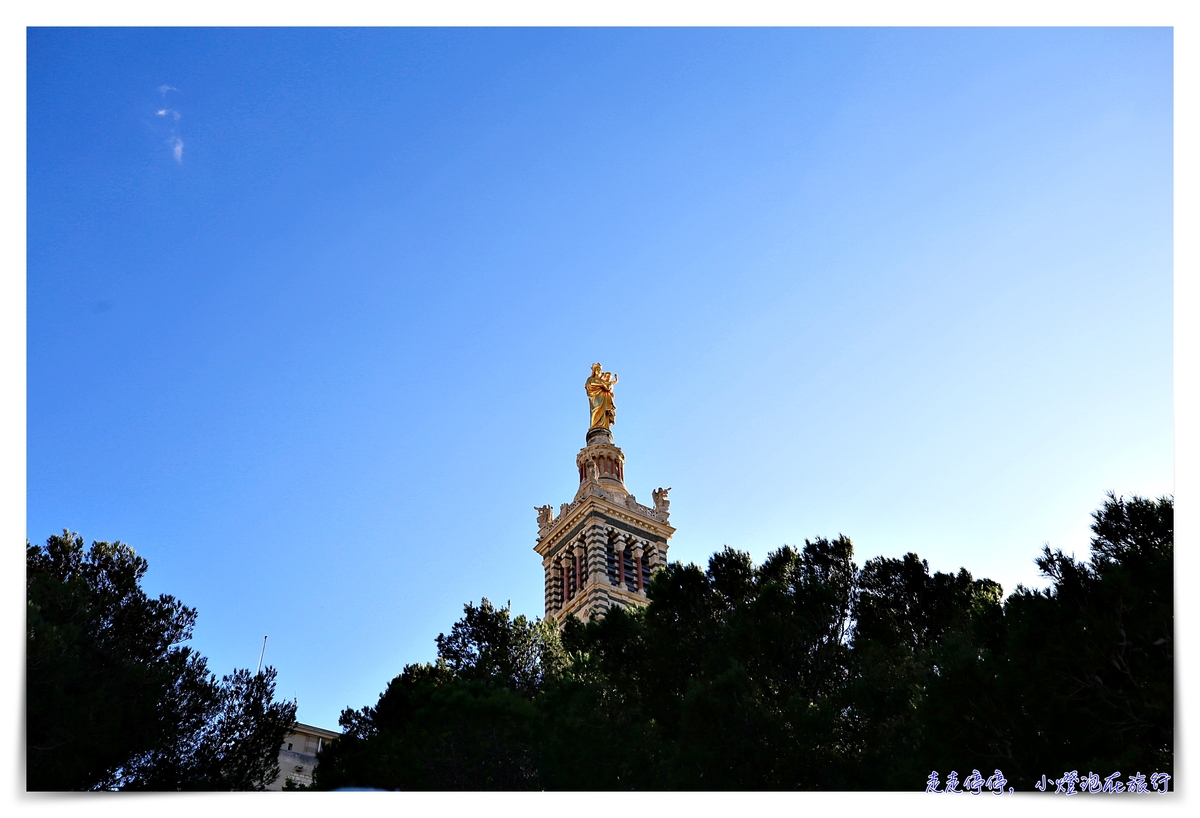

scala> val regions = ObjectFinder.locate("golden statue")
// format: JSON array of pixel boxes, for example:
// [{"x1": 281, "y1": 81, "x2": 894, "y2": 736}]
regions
[{"x1": 585, "y1": 363, "x2": 618, "y2": 429}]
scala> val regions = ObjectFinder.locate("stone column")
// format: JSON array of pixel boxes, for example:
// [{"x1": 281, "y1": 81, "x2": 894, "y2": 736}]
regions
[
  {"x1": 544, "y1": 559, "x2": 556, "y2": 616},
  {"x1": 560, "y1": 555, "x2": 572, "y2": 604},
  {"x1": 585, "y1": 524, "x2": 608, "y2": 588},
  {"x1": 614, "y1": 533, "x2": 628, "y2": 588},
  {"x1": 645, "y1": 541, "x2": 663, "y2": 571},
  {"x1": 554, "y1": 555, "x2": 567, "y2": 611},
  {"x1": 573, "y1": 541, "x2": 586, "y2": 597},
  {"x1": 632, "y1": 543, "x2": 645, "y2": 594}
]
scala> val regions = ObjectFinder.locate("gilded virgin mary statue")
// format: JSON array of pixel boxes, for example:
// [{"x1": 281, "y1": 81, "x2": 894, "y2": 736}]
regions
[{"x1": 585, "y1": 363, "x2": 618, "y2": 430}]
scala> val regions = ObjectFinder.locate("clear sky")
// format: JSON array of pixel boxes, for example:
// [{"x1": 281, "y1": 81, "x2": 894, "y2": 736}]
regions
[{"x1": 27, "y1": 27, "x2": 1173, "y2": 731}]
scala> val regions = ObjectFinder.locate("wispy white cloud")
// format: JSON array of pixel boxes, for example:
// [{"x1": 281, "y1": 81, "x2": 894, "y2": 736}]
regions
[{"x1": 156, "y1": 86, "x2": 184, "y2": 163}]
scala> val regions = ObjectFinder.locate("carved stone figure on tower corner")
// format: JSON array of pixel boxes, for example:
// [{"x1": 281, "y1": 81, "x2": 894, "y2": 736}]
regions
[
  {"x1": 585, "y1": 363, "x2": 618, "y2": 430},
  {"x1": 535, "y1": 505, "x2": 554, "y2": 529},
  {"x1": 653, "y1": 487, "x2": 672, "y2": 515}
]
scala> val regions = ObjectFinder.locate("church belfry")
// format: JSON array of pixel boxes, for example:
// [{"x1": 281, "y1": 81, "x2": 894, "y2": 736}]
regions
[{"x1": 533, "y1": 364, "x2": 674, "y2": 623}]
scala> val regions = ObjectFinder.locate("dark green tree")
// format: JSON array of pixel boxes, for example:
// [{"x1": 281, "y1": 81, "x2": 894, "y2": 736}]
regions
[
  {"x1": 550, "y1": 537, "x2": 858, "y2": 789},
  {"x1": 314, "y1": 599, "x2": 561, "y2": 790},
  {"x1": 997, "y1": 493, "x2": 1173, "y2": 782},
  {"x1": 846, "y1": 553, "x2": 1005, "y2": 787},
  {"x1": 118, "y1": 667, "x2": 297, "y2": 790},
  {"x1": 26, "y1": 530, "x2": 296, "y2": 790}
]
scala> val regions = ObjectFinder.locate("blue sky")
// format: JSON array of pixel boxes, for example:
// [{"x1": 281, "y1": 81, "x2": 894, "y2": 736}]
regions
[{"x1": 26, "y1": 27, "x2": 1173, "y2": 730}]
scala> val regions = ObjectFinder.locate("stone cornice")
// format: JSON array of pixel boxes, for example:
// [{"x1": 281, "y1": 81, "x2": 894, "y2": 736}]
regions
[
  {"x1": 290, "y1": 722, "x2": 340, "y2": 741},
  {"x1": 535, "y1": 493, "x2": 675, "y2": 557}
]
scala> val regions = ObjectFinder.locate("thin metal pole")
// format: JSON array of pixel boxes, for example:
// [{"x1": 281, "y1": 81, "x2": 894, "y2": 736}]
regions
[{"x1": 256, "y1": 635, "x2": 268, "y2": 674}]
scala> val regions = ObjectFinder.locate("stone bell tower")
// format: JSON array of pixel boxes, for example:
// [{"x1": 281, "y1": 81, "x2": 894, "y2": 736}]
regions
[{"x1": 533, "y1": 364, "x2": 674, "y2": 623}]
